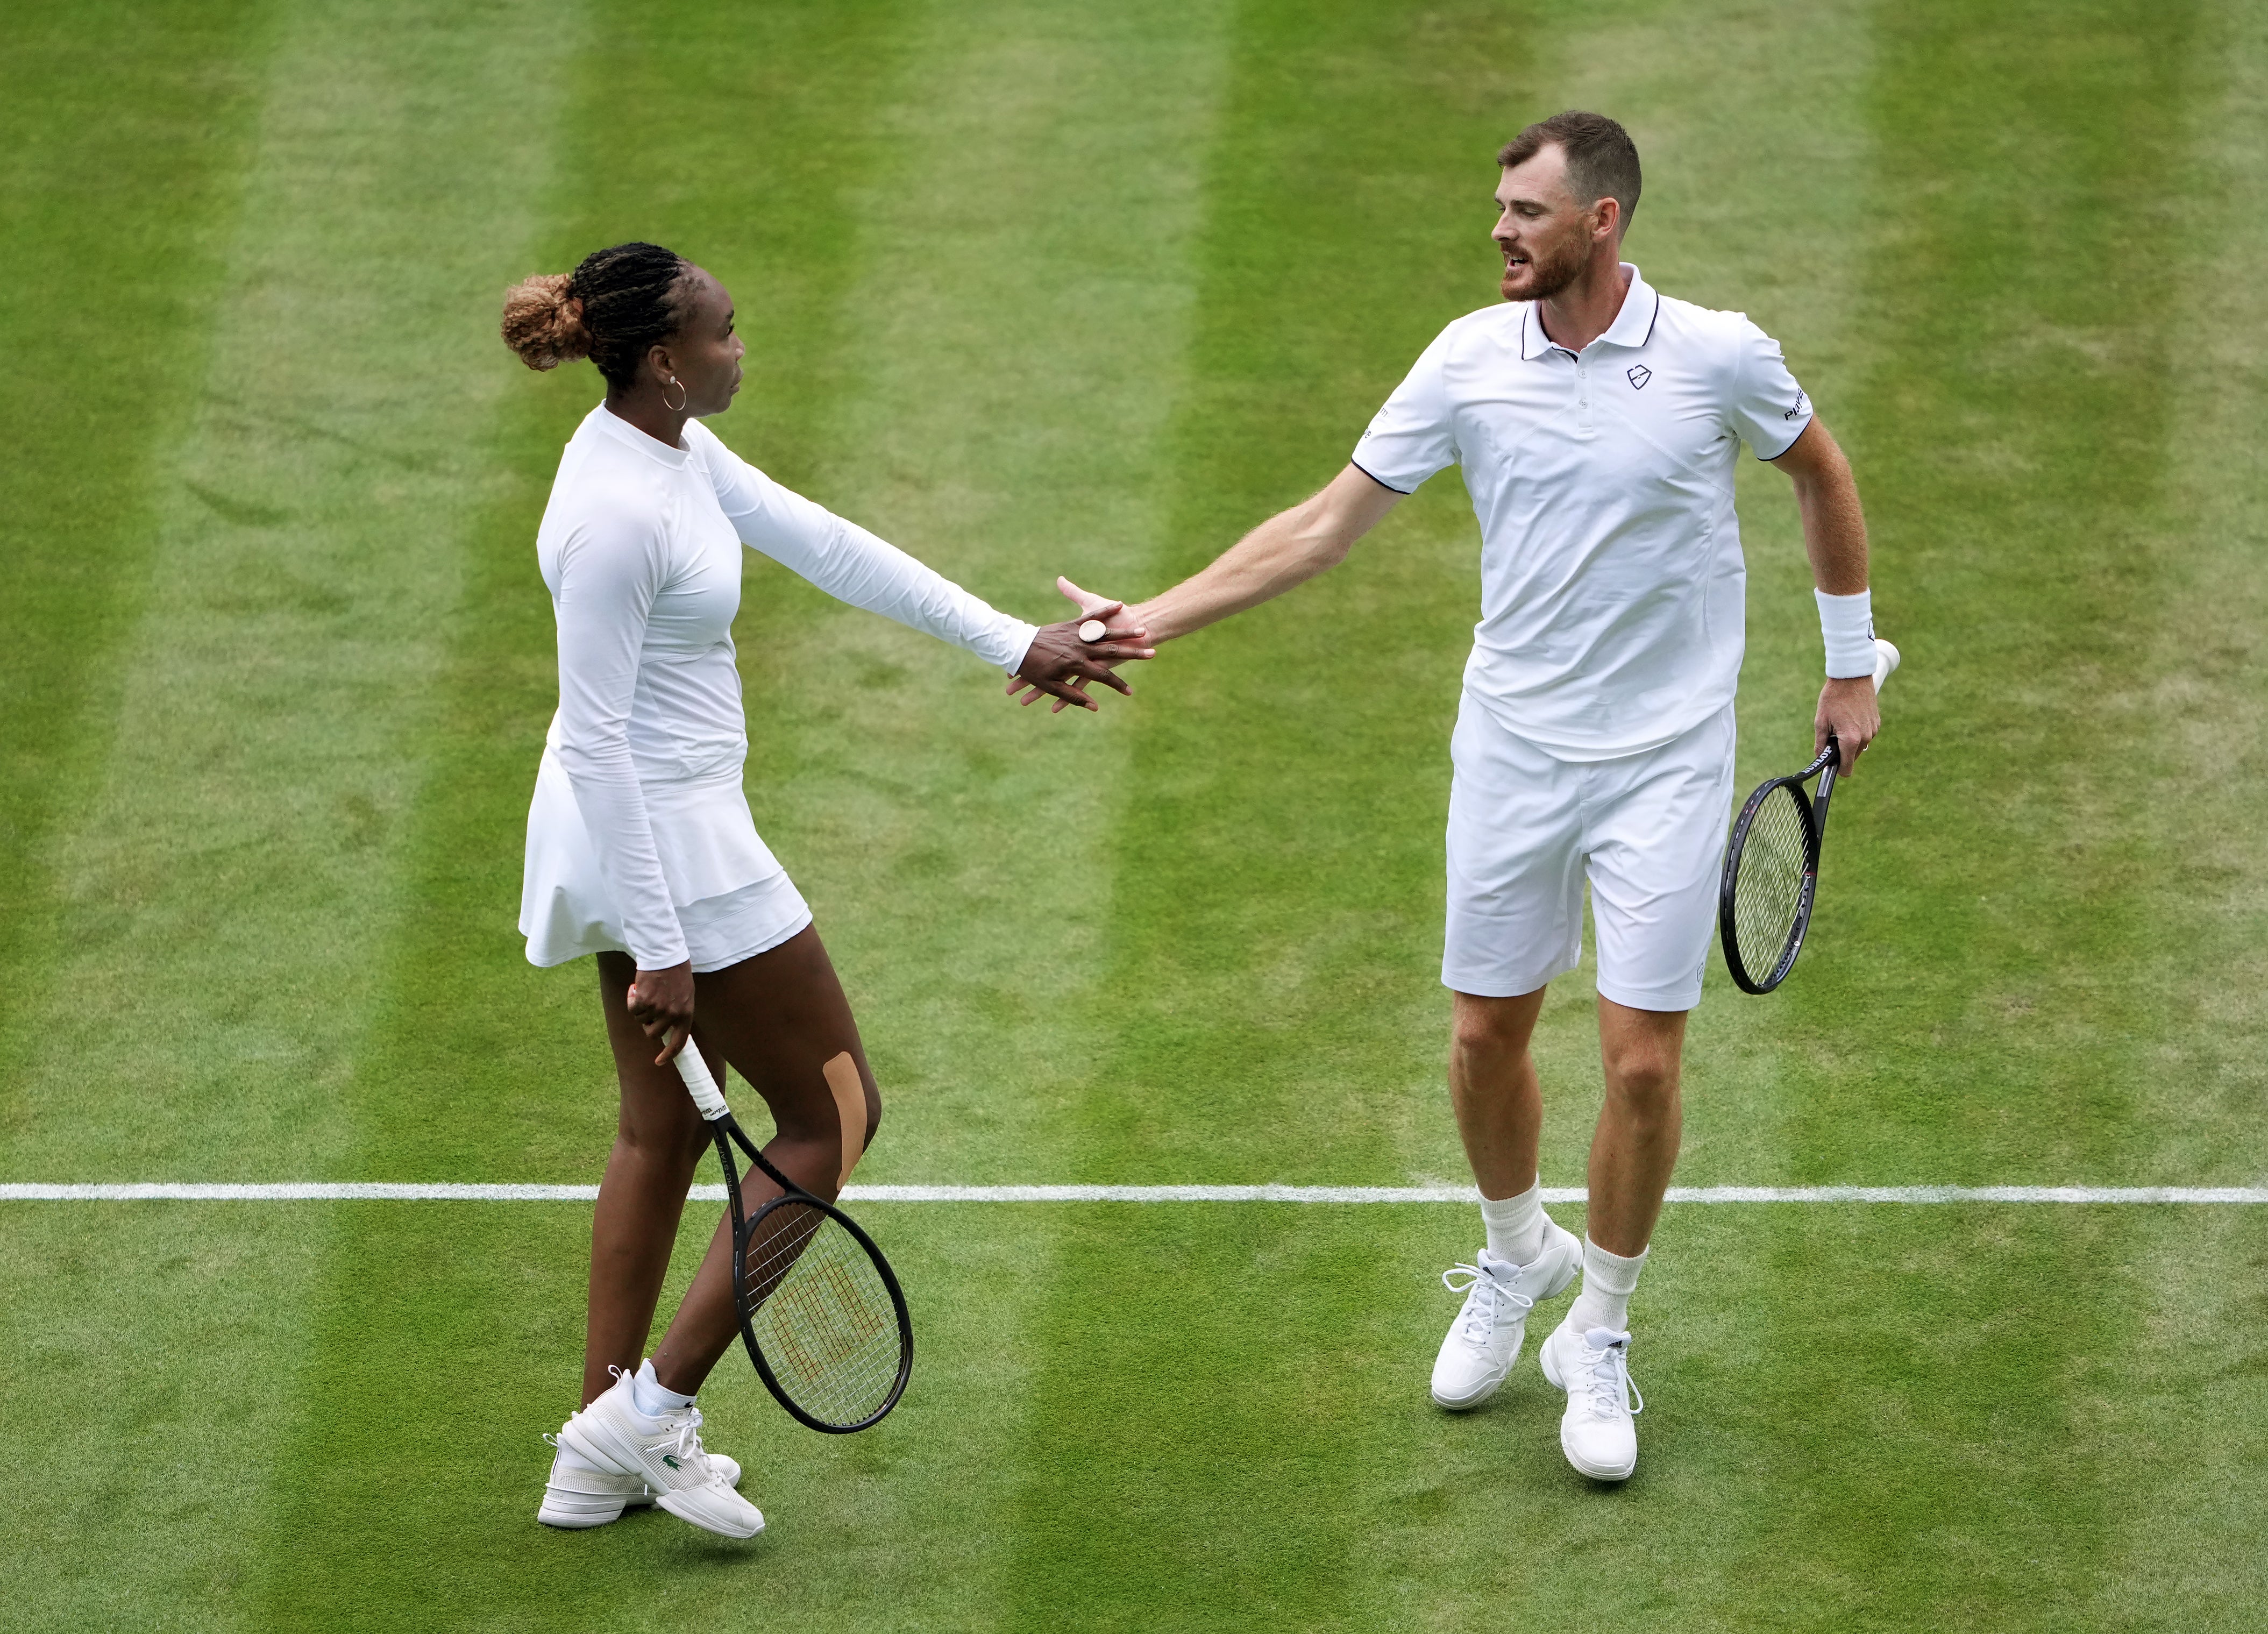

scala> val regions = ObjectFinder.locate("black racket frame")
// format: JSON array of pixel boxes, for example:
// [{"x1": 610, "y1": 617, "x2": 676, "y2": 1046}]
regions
[
  {"x1": 703, "y1": 1106, "x2": 914, "y2": 1434},
  {"x1": 1719, "y1": 735, "x2": 1844, "y2": 996}
]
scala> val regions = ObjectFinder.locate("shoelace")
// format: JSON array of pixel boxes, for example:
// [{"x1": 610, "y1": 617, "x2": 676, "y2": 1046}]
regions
[
  {"x1": 1576, "y1": 1340, "x2": 1644, "y2": 1420},
  {"x1": 1440, "y1": 1262, "x2": 1535, "y2": 1344},
  {"x1": 641, "y1": 1405, "x2": 716, "y2": 1481}
]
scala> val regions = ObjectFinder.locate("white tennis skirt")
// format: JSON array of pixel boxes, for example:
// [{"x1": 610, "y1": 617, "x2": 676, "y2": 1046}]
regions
[{"x1": 518, "y1": 743, "x2": 812, "y2": 974}]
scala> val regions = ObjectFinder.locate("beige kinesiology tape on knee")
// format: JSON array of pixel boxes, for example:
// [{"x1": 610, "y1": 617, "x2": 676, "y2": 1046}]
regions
[{"x1": 822, "y1": 1052, "x2": 869, "y2": 1189}]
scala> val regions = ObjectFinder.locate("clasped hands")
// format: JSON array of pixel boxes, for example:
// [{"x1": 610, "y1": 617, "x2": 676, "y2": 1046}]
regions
[{"x1": 1006, "y1": 576, "x2": 1152, "y2": 713}]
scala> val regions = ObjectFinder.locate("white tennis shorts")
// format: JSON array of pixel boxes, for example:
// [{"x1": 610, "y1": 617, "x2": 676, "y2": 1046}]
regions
[{"x1": 1442, "y1": 693, "x2": 1737, "y2": 1012}]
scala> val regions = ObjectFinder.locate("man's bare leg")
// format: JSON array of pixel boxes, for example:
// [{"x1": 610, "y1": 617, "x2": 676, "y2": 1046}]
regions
[
  {"x1": 1431, "y1": 986, "x2": 1583, "y2": 1411},
  {"x1": 1448, "y1": 987, "x2": 1548, "y2": 1200},
  {"x1": 1531, "y1": 998, "x2": 1686, "y2": 1480},
  {"x1": 1583, "y1": 997, "x2": 1688, "y2": 1257}
]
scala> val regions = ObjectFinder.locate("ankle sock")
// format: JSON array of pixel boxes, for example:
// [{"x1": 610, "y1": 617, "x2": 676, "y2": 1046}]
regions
[
  {"x1": 1479, "y1": 1181, "x2": 1547, "y2": 1264},
  {"x1": 631, "y1": 1358, "x2": 695, "y2": 1419},
  {"x1": 1567, "y1": 1237, "x2": 1648, "y2": 1332}
]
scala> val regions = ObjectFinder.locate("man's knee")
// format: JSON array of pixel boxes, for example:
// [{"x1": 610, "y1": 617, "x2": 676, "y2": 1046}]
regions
[
  {"x1": 1601, "y1": 1039, "x2": 1681, "y2": 1109},
  {"x1": 1451, "y1": 990, "x2": 1544, "y2": 1057}
]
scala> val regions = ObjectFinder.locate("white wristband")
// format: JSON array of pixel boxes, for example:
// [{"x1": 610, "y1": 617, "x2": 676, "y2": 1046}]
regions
[{"x1": 1816, "y1": 588, "x2": 1875, "y2": 678}]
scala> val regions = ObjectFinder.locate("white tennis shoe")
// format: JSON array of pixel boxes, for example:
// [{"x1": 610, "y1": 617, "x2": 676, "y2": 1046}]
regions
[
  {"x1": 1429, "y1": 1219, "x2": 1582, "y2": 1409},
  {"x1": 1539, "y1": 1318, "x2": 1644, "y2": 1481},
  {"x1": 539, "y1": 1425, "x2": 744, "y2": 1529},
  {"x1": 550, "y1": 1369, "x2": 765, "y2": 1539}
]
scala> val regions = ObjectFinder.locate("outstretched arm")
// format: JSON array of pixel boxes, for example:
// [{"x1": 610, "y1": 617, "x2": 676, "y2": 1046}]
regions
[
  {"x1": 1132, "y1": 463, "x2": 1405, "y2": 643},
  {"x1": 1011, "y1": 464, "x2": 1403, "y2": 711},
  {"x1": 1772, "y1": 417, "x2": 1880, "y2": 771},
  {"x1": 702, "y1": 430, "x2": 1149, "y2": 710}
]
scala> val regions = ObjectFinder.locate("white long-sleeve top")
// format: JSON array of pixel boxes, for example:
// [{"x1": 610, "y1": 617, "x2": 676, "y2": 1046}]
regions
[{"x1": 536, "y1": 404, "x2": 1037, "y2": 969}]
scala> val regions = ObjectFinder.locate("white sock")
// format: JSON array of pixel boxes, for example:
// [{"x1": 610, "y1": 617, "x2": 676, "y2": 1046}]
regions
[
  {"x1": 1567, "y1": 1237, "x2": 1648, "y2": 1333},
  {"x1": 630, "y1": 1358, "x2": 695, "y2": 1419},
  {"x1": 1479, "y1": 1181, "x2": 1547, "y2": 1264}
]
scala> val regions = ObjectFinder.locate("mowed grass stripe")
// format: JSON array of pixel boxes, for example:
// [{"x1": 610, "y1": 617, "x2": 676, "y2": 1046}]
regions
[
  {"x1": 0, "y1": 17, "x2": 291, "y2": 1622},
  {"x1": 1738, "y1": 3, "x2": 2214, "y2": 1628},
  {"x1": 736, "y1": 0, "x2": 1235, "y2": 1183},
  {"x1": 251, "y1": 2, "x2": 1236, "y2": 1629},
  {"x1": 2102, "y1": 0, "x2": 2268, "y2": 1619},
  {"x1": 1005, "y1": 4, "x2": 1555, "y2": 1627},
  {"x1": 4, "y1": 0, "x2": 582, "y2": 1182},
  {"x1": 0, "y1": 0, "x2": 279, "y2": 1142},
  {"x1": 3, "y1": 3, "x2": 585, "y2": 1629}
]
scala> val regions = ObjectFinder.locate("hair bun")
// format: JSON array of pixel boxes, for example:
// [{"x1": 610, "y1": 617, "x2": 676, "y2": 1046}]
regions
[{"x1": 500, "y1": 272, "x2": 592, "y2": 371}]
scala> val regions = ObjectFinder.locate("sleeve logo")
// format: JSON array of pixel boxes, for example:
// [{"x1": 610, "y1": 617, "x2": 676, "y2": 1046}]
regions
[
  {"x1": 1783, "y1": 389, "x2": 1809, "y2": 421},
  {"x1": 1625, "y1": 365, "x2": 1652, "y2": 390}
]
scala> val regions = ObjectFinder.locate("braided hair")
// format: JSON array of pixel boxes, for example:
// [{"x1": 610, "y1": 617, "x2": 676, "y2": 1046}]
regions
[{"x1": 500, "y1": 242, "x2": 692, "y2": 388}]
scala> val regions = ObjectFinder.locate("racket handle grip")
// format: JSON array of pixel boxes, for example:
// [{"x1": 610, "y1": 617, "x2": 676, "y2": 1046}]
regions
[
  {"x1": 672, "y1": 1042, "x2": 731, "y2": 1121},
  {"x1": 1871, "y1": 637, "x2": 1901, "y2": 693}
]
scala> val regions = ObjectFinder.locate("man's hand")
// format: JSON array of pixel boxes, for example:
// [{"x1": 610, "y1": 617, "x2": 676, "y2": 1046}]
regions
[
  {"x1": 1005, "y1": 578, "x2": 1155, "y2": 712},
  {"x1": 1815, "y1": 676, "x2": 1880, "y2": 775},
  {"x1": 627, "y1": 962, "x2": 695, "y2": 1064}
]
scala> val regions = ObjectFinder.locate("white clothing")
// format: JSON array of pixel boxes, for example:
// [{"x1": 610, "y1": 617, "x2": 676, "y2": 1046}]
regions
[
  {"x1": 519, "y1": 406, "x2": 1037, "y2": 971},
  {"x1": 520, "y1": 747, "x2": 812, "y2": 971},
  {"x1": 1353, "y1": 265, "x2": 1811, "y2": 761},
  {"x1": 1442, "y1": 693, "x2": 1736, "y2": 1011}
]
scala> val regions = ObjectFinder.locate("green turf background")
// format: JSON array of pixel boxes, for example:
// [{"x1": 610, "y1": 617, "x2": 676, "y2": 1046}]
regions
[{"x1": 2, "y1": 0, "x2": 2264, "y2": 1628}]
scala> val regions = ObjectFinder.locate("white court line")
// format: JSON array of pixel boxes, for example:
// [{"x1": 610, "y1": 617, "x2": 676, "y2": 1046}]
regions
[{"x1": 2, "y1": 1182, "x2": 2265, "y2": 1204}]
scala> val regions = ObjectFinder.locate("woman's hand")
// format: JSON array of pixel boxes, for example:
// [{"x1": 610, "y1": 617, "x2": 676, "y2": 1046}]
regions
[
  {"x1": 627, "y1": 961, "x2": 696, "y2": 1064},
  {"x1": 1005, "y1": 577, "x2": 1155, "y2": 712}
]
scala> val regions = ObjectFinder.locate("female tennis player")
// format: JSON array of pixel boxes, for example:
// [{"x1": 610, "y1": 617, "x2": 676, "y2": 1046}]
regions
[{"x1": 499, "y1": 241, "x2": 1148, "y2": 1540}]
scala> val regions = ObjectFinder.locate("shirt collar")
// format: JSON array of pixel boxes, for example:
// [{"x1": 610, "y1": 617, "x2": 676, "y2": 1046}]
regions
[
  {"x1": 593, "y1": 402, "x2": 693, "y2": 468},
  {"x1": 1518, "y1": 263, "x2": 1660, "y2": 360}
]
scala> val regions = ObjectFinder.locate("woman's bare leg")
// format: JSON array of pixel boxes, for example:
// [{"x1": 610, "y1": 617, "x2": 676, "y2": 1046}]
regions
[
  {"x1": 647, "y1": 925, "x2": 880, "y2": 1396},
  {"x1": 582, "y1": 951, "x2": 714, "y2": 1406}
]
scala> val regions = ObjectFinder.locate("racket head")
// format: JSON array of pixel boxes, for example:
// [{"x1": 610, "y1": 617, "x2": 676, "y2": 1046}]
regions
[
  {"x1": 729, "y1": 1190, "x2": 914, "y2": 1434},
  {"x1": 1719, "y1": 774, "x2": 1821, "y2": 994}
]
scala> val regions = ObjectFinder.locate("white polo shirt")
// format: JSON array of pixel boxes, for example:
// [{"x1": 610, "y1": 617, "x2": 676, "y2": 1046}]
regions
[{"x1": 1352, "y1": 264, "x2": 1812, "y2": 760}]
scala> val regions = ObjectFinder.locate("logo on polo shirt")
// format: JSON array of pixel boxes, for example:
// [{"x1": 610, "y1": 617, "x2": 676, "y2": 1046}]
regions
[
  {"x1": 1626, "y1": 365, "x2": 1652, "y2": 390},
  {"x1": 1784, "y1": 389, "x2": 1809, "y2": 421}
]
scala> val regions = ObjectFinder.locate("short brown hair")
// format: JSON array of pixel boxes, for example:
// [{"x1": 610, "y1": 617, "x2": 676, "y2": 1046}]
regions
[{"x1": 1498, "y1": 111, "x2": 1641, "y2": 228}]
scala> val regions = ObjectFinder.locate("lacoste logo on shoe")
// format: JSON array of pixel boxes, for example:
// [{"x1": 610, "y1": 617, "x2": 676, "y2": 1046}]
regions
[
  {"x1": 1626, "y1": 365, "x2": 1652, "y2": 389},
  {"x1": 663, "y1": 1455, "x2": 680, "y2": 1469}
]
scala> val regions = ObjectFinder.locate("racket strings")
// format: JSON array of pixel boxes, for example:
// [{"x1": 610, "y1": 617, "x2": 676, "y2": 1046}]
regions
[
  {"x1": 735, "y1": 1198, "x2": 904, "y2": 1427},
  {"x1": 1731, "y1": 784, "x2": 1812, "y2": 981}
]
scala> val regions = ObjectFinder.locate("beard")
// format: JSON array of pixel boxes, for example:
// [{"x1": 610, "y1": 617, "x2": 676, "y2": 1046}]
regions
[{"x1": 1499, "y1": 231, "x2": 1588, "y2": 303}]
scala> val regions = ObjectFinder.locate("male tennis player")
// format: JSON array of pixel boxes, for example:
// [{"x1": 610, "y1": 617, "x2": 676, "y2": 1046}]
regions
[{"x1": 1037, "y1": 111, "x2": 1878, "y2": 1480}]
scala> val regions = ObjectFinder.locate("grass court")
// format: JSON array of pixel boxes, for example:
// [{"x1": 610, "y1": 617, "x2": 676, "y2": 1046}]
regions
[{"x1": 3, "y1": 0, "x2": 2265, "y2": 1628}]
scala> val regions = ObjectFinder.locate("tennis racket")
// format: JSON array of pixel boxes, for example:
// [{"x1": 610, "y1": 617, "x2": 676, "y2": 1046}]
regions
[
  {"x1": 1719, "y1": 637, "x2": 1900, "y2": 995},
  {"x1": 672, "y1": 1043, "x2": 913, "y2": 1433}
]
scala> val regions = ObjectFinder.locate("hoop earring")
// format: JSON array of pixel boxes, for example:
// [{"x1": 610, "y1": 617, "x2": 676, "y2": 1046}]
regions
[{"x1": 660, "y1": 374, "x2": 688, "y2": 413}]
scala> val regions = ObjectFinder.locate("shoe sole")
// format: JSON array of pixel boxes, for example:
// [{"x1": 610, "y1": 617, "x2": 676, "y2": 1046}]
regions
[
  {"x1": 538, "y1": 1487, "x2": 630, "y2": 1529},
  {"x1": 1558, "y1": 1436, "x2": 1636, "y2": 1483},
  {"x1": 658, "y1": 1488, "x2": 765, "y2": 1539}
]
